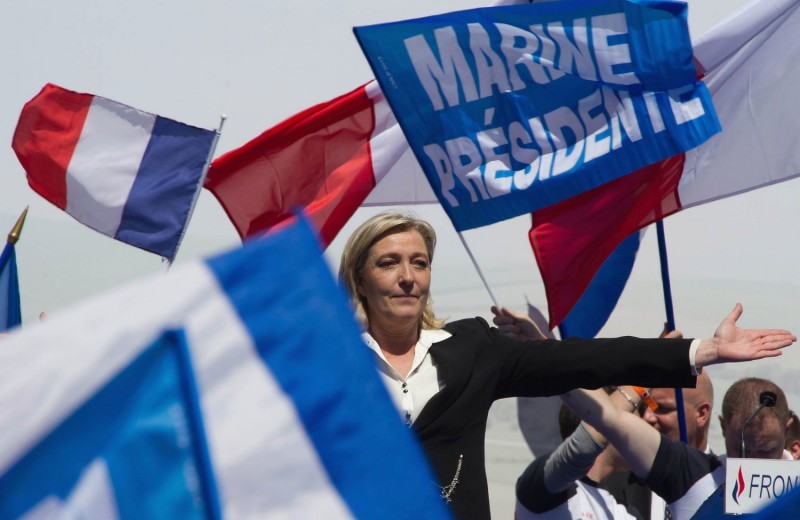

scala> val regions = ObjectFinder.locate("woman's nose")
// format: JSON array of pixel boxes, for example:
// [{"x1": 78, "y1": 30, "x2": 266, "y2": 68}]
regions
[{"x1": 398, "y1": 262, "x2": 414, "y2": 283}]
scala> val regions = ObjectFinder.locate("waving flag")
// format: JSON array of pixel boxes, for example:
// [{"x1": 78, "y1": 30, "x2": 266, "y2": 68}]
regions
[
  {"x1": 205, "y1": 82, "x2": 435, "y2": 247},
  {"x1": 557, "y1": 230, "x2": 643, "y2": 339},
  {"x1": 355, "y1": 0, "x2": 719, "y2": 231},
  {"x1": 532, "y1": 0, "x2": 800, "y2": 329},
  {"x1": 1, "y1": 330, "x2": 221, "y2": 520},
  {"x1": 0, "y1": 217, "x2": 449, "y2": 519},
  {"x1": 12, "y1": 83, "x2": 216, "y2": 260}
]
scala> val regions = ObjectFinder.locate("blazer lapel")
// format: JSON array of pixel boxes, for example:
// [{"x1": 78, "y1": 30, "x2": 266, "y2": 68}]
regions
[{"x1": 413, "y1": 331, "x2": 477, "y2": 432}]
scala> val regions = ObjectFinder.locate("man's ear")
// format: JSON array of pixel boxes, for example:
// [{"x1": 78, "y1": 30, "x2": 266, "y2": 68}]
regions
[
  {"x1": 718, "y1": 414, "x2": 728, "y2": 436},
  {"x1": 789, "y1": 440, "x2": 800, "y2": 460},
  {"x1": 696, "y1": 402, "x2": 712, "y2": 428}
]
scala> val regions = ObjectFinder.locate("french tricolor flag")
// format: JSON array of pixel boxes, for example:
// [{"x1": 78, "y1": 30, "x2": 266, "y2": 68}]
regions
[{"x1": 12, "y1": 84, "x2": 216, "y2": 260}]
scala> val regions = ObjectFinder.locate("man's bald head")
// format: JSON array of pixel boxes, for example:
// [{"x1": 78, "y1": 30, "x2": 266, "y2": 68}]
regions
[{"x1": 642, "y1": 371, "x2": 714, "y2": 451}]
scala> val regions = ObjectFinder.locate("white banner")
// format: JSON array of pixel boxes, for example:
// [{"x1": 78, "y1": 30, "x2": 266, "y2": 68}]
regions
[{"x1": 725, "y1": 458, "x2": 800, "y2": 514}]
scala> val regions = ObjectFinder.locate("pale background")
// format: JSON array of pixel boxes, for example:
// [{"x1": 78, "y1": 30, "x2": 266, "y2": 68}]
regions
[{"x1": 2, "y1": 1, "x2": 798, "y2": 517}]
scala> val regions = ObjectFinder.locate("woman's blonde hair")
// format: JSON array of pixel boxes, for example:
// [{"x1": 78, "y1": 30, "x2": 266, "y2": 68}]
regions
[{"x1": 339, "y1": 212, "x2": 444, "y2": 330}]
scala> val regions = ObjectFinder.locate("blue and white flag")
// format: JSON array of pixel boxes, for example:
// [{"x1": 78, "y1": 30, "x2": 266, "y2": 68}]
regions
[
  {"x1": 1, "y1": 330, "x2": 220, "y2": 519},
  {"x1": 355, "y1": 0, "x2": 720, "y2": 231},
  {"x1": 0, "y1": 217, "x2": 450, "y2": 519}
]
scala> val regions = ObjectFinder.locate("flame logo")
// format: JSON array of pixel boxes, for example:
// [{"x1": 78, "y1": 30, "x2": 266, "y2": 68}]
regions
[{"x1": 731, "y1": 466, "x2": 746, "y2": 505}]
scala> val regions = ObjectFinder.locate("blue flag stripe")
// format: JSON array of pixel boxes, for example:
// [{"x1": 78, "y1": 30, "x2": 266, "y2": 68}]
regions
[
  {"x1": 115, "y1": 117, "x2": 215, "y2": 259},
  {"x1": 172, "y1": 328, "x2": 223, "y2": 520},
  {"x1": 559, "y1": 230, "x2": 641, "y2": 338},
  {"x1": 0, "y1": 246, "x2": 21, "y2": 331},
  {"x1": 0, "y1": 330, "x2": 215, "y2": 519}
]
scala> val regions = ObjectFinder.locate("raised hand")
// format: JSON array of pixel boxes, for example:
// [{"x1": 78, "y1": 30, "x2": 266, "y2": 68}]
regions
[
  {"x1": 695, "y1": 303, "x2": 796, "y2": 368},
  {"x1": 490, "y1": 306, "x2": 546, "y2": 341}
]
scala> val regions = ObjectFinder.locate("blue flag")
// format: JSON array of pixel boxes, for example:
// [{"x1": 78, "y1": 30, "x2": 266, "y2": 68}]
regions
[
  {"x1": 558, "y1": 230, "x2": 641, "y2": 339},
  {"x1": 751, "y1": 484, "x2": 800, "y2": 518},
  {"x1": 355, "y1": 0, "x2": 720, "y2": 231},
  {"x1": 0, "y1": 216, "x2": 450, "y2": 519},
  {"x1": 0, "y1": 330, "x2": 219, "y2": 519},
  {"x1": 0, "y1": 245, "x2": 21, "y2": 331}
]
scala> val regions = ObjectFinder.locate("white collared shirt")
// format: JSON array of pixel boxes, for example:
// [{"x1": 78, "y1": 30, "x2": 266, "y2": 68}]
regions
[{"x1": 363, "y1": 328, "x2": 452, "y2": 426}]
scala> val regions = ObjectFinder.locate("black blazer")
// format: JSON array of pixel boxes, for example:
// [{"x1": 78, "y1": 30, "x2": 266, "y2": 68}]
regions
[{"x1": 412, "y1": 317, "x2": 696, "y2": 520}]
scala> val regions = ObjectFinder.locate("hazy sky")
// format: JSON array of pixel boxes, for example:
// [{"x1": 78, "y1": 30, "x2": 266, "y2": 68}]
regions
[{"x1": 2, "y1": 0, "x2": 799, "y2": 515}]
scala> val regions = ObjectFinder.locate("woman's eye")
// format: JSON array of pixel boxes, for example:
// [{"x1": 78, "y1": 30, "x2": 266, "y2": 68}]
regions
[{"x1": 413, "y1": 260, "x2": 429, "y2": 269}]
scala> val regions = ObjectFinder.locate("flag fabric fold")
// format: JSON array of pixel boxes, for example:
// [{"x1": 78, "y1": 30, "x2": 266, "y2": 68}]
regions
[
  {"x1": 531, "y1": 0, "x2": 800, "y2": 329},
  {"x1": 12, "y1": 83, "x2": 216, "y2": 260},
  {"x1": 0, "y1": 216, "x2": 449, "y2": 519}
]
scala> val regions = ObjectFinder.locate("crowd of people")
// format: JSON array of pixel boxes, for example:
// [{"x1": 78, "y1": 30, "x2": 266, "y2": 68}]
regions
[{"x1": 338, "y1": 212, "x2": 798, "y2": 519}]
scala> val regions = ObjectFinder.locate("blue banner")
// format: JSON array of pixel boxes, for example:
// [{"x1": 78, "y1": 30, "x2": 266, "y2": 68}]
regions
[
  {"x1": 0, "y1": 330, "x2": 220, "y2": 520},
  {"x1": 355, "y1": 0, "x2": 720, "y2": 230}
]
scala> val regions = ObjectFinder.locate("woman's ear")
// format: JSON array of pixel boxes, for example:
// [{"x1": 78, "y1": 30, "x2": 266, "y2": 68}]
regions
[{"x1": 355, "y1": 274, "x2": 365, "y2": 297}]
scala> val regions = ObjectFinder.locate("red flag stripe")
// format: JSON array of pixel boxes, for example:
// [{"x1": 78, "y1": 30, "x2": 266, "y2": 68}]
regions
[
  {"x1": 12, "y1": 84, "x2": 93, "y2": 210},
  {"x1": 206, "y1": 84, "x2": 378, "y2": 247},
  {"x1": 530, "y1": 155, "x2": 685, "y2": 329}
]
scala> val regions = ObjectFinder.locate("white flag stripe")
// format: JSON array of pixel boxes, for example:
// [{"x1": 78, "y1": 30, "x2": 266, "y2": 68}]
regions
[
  {"x1": 65, "y1": 96, "x2": 154, "y2": 236},
  {"x1": 678, "y1": 0, "x2": 800, "y2": 207},
  {"x1": 692, "y1": 0, "x2": 796, "y2": 73},
  {"x1": 362, "y1": 81, "x2": 439, "y2": 207}
]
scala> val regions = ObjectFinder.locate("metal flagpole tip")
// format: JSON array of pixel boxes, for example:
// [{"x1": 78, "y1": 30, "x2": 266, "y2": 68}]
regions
[{"x1": 7, "y1": 206, "x2": 29, "y2": 245}]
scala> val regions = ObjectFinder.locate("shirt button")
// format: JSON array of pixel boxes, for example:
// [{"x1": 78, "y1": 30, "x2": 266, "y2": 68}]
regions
[{"x1": 403, "y1": 389, "x2": 408, "y2": 393}]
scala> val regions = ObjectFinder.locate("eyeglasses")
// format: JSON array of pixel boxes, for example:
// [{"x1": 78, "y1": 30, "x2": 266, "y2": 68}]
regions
[{"x1": 633, "y1": 386, "x2": 658, "y2": 412}]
